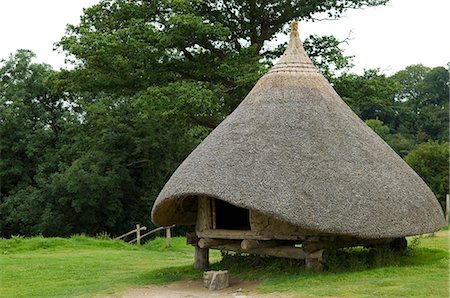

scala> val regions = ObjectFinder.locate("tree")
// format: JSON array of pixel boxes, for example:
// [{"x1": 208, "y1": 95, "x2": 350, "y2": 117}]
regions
[
  {"x1": 404, "y1": 141, "x2": 449, "y2": 209},
  {"x1": 334, "y1": 69, "x2": 401, "y2": 124},
  {"x1": 365, "y1": 119, "x2": 414, "y2": 157},
  {"x1": 0, "y1": 53, "x2": 220, "y2": 236},
  {"x1": 365, "y1": 119, "x2": 390, "y2": 139},
  {"x1": 336, "y1": 64, "x2": 449, "y2": 152},
  {"x1": 392, "y1": 65, "x2": 449, "y2": 143},
  {"x1": 57, "y1": 0, "x2": 387, "y2": 102},
  {"x1": 392, "y1": 64, "x2": 430, "y2": 102},
  {"x1": 0, "y1": 50, "x2": 81, "y2": 236}
]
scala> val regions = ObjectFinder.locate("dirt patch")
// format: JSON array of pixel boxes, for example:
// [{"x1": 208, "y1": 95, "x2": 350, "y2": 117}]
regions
[{"x1": 122, "y1": 278, "x2": 293, "y2": 298}]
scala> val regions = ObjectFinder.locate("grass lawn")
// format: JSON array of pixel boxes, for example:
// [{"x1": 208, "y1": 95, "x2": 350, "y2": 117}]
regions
[{"x1": 0, "y1": 228, "x2": 448, "y2": 297}]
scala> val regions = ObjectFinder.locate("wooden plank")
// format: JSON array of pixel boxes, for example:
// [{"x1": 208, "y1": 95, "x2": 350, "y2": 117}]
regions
[
  {"x1": 198, "y1": 238, "x2": 239, "y2": 249},
  {"x1": 114, "y1": 226, "x2": 147, "y2": 240},
  {"x1": 130, "y1": 225, "x2": 175, "y2": 243},
  {"x1": 209, "y1": 243, "x2": 307, "y2": 260},
  {"x1": 251, "y1": 246, "x2": 307, "y2": 259},
  {"x1": 197, "y1": 229, "x2": 271, "y2": 240},
  {"x1": 138, "y1": 226, "x2": 169, "y2": 240},
  {"x1": 197, "y1": 229, "x2": 305, "y2": 241},
  {"x1": 241, "y1": 239, "x2": 290, "y2": 250}
]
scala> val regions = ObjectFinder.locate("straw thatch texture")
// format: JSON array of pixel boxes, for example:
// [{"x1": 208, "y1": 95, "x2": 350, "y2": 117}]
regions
[{"x1": 152, "y1": 23, "x2": 445, "y2": 239}]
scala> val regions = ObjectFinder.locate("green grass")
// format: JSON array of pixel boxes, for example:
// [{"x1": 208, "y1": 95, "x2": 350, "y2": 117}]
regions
[
  {"x1": 0, "y1": 236, "x2": 216, "y2": 297},
  {"x1": 0, "y1": 229, "x2": 448, "y2": 297}
]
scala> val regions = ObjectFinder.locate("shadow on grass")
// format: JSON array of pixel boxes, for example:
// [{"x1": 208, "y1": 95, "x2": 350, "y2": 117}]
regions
[
  {"x1": 139, "y1": 244, "x2": 448, "y2": 287},
  {"x1": 137, "y1": 265, "x2": 201, "y2": 285}
]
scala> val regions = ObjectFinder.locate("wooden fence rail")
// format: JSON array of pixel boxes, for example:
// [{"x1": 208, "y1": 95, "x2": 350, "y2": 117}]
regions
[
  {"x1": 114, "y1": 224, "x2": 147, "y2": 241},
  {"x1": 114, "y1": 224, "x2": 175, "y2": 246}
]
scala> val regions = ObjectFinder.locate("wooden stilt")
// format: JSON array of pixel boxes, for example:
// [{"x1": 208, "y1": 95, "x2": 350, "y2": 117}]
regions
[
  {"x1": 305, "y1": 249, "x2": 327, "y2": 271},
  {"x1": 389, "y1": 237, "x2": 407, "y2": 251},
  {"x1": 446, "y1": 194, "x2": 449, "y2": 223},
  {"x1": 194, "y1": 244, "x2": 209, "y2": 270}
]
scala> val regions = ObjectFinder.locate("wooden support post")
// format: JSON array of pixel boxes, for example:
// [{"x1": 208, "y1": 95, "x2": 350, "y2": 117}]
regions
[
  {"x1": 389, "y1": 237, "x2": 407, "y2": 251},
  {"x1": 305, "y1": 249, "x2": 327, "y2": 271},
  {"x1": 211, "y1": 199, "x2": 217, "y2": 229},
  {"x1": 446, "y1": 194, "x2": 449, "y2": 223},
  {"x1": 165, "y1": 227, "x2": 171, "y2": 248},
  {"x1": 136, "y1": 224, "x2": 141, "y2": 245},
  {"x1": 194, "y1": 245, "x2": 209, "y2": 270},
  {"x1": 197, "y1": 197, "x2": 212, "y2": 231}
]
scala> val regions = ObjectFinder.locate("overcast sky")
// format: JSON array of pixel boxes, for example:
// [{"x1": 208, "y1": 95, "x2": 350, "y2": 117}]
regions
[{"x1": 0, "y1": 0, "x2": 448, "y2": 74}]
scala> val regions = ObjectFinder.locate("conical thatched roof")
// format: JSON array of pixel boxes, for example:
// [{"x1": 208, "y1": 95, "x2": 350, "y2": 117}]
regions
[{"x1": 152, "y1": 22, "x2": 445, "y2": 239}]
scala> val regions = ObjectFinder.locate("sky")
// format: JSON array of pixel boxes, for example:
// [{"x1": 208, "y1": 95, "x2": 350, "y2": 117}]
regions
[{"x1": 0, "y1": 0, "x2": 448, "y2": 75}]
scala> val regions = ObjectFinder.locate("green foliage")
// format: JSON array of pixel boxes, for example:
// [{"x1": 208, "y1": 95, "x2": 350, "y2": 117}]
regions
[
  {"x1": 0, "y1": 50, "x2": 58, "y2": 196},
  {"x1": 303, "y1": 34, "x2": 354, "y2": 80},
  {"x1": 334, "y1": 69, "x2": 402, "y2": 123},
  {"x1": 56, "y1": 0, "x2": 385, "y2": 104},
  {"x1": 325, "y1": 247, "x2": 402, "y2": 271},
  {"x1": 339, "y1": 64, "x2": 449, "y2": 157},
  {"x1": 0, "y1": 50, "x2": 82, "y2": 236},
  {"x1": 392, "y1": 65, "x2": 449, "y2": 143},
  {"x1": 365, "y1": 119, "x2": 390, "y2": 139},
  {"x1": 0, "y1": 49, "x2": 224, "y2": 236},
  {"x1": 365, "y1": 119, "x2": 414, "y2": 156},
  {"x1": 404, "y1": 141, "x2": 449, "y2": 207}
]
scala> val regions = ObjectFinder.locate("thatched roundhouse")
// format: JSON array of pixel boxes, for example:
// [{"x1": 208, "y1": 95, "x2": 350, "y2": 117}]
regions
[{"x1": 152, "y1": 22, "x2": 445, "y2": 270}]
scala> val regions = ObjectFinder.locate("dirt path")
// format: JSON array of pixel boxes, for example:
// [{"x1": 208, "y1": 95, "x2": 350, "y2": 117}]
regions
[{"x1": 122, "y1": 279, "x2": 294, "y2": 298}]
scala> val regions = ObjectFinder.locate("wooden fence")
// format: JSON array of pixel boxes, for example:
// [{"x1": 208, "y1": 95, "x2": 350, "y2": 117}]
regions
[{"x1": 114, "y1": 224, "x2": 175, "y2": 246}]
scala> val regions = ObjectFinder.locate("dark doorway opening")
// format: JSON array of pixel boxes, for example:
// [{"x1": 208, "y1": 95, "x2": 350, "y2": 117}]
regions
[{"x1": 214, "y1": 199, "x2": 250, "y2": 230}]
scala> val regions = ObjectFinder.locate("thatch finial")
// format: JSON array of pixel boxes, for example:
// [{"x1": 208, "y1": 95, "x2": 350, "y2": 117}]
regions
[
  {"x1": 291, "y1": 21, "x2": 298, "y2": 33},
  {"x1": 270, "y1": 19, "x2": 310, "y2": 70},
  {"x1": 291, "y1": 21, "x2": 299, "y2": 38}
]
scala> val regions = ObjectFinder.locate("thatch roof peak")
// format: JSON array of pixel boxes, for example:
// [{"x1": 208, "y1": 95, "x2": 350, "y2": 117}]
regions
[{"x1": 269, "y1": 21, "x2": 318, "y2": 75}]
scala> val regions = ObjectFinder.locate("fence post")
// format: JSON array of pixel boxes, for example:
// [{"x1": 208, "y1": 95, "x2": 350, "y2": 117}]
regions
[
  {"x1": 165, "y1": 227, "x2": 171, "y2": 248},
  {"x1": 446, "y1": 194, "x2": 449, "y2": 223},
  {"x1": 136, "y1": 224, "x2": 141, "y2": 245}
]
